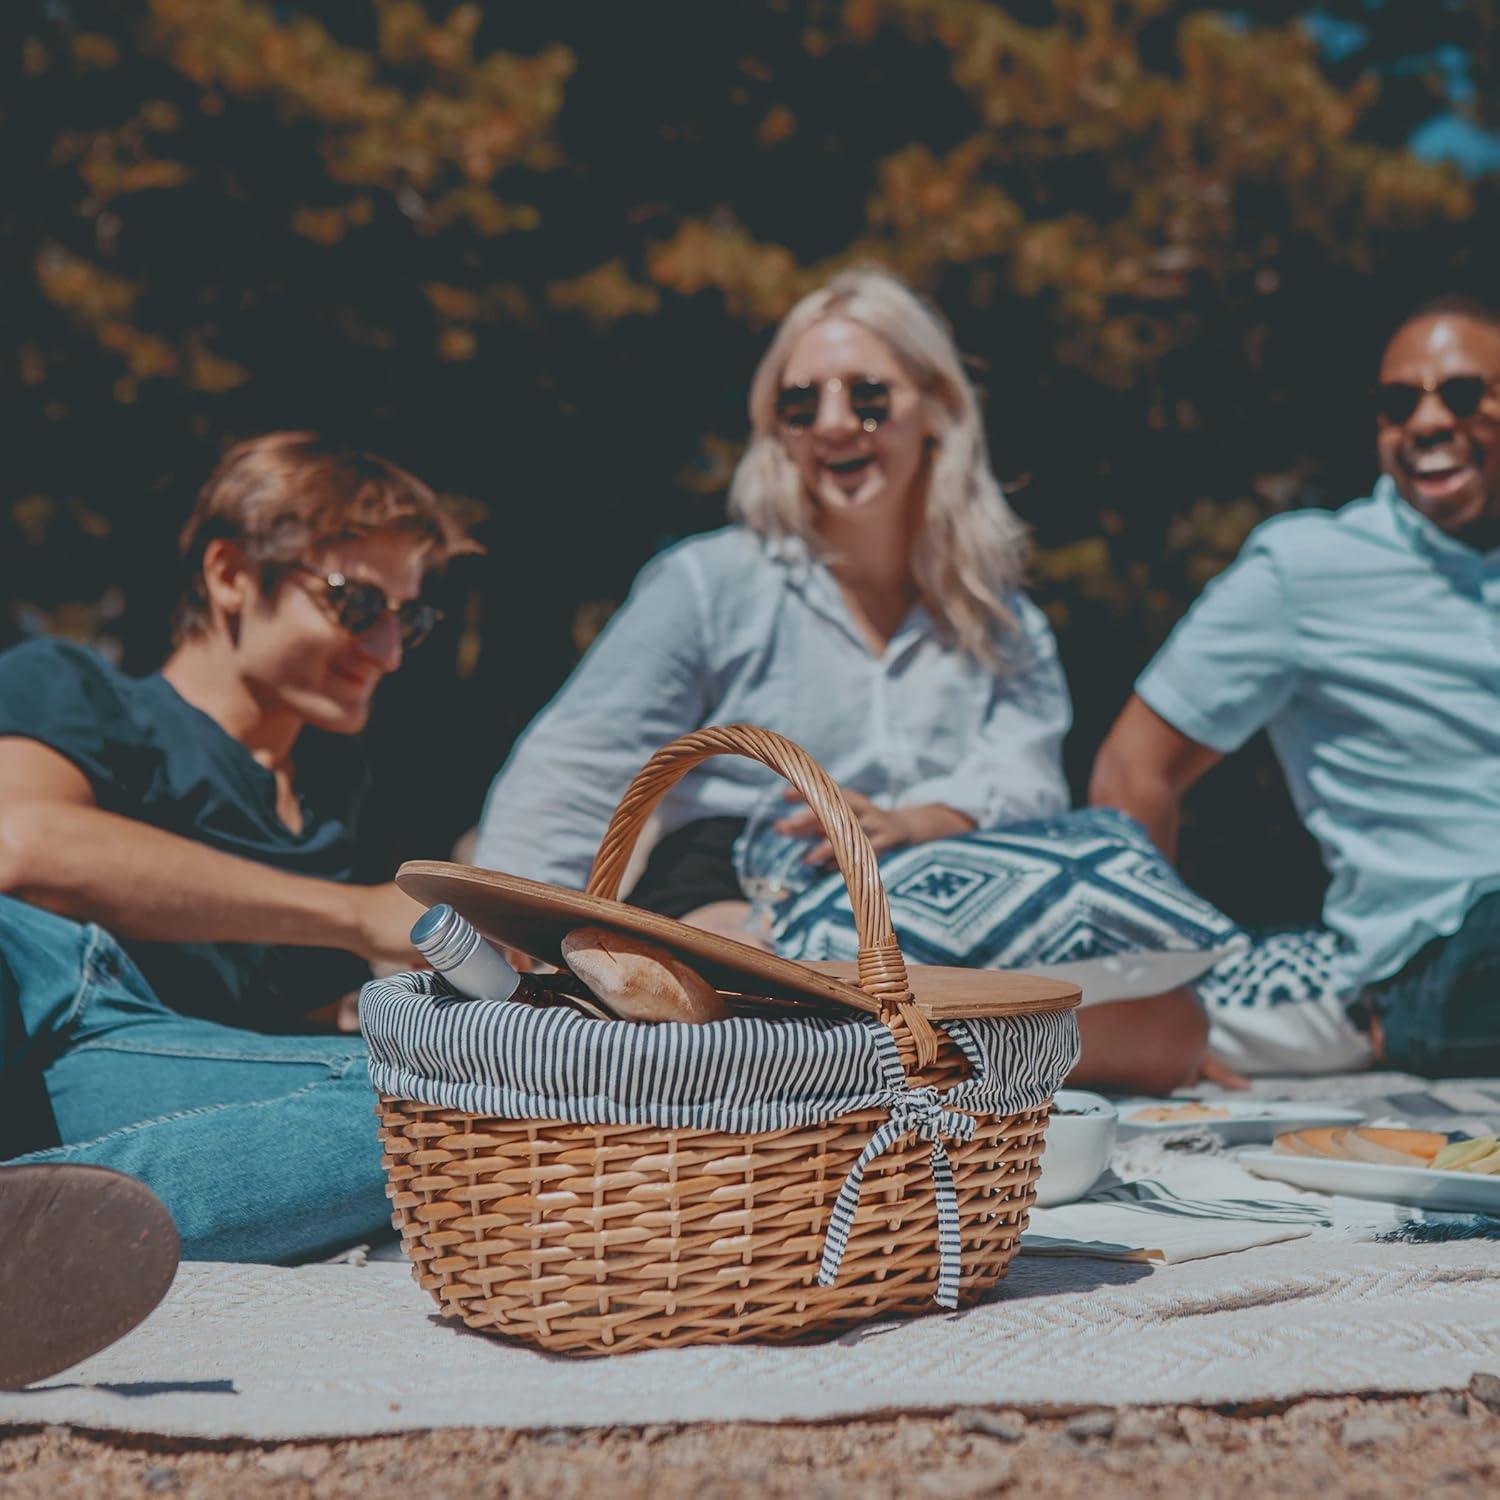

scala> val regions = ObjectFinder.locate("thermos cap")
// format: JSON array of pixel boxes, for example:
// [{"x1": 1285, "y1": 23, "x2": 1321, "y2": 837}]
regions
[
  {"x1": 409, "y1": 903, "x2": 453, "y2": 948},
  {"x1": 409, "y1": 902, "x2": 521, "y2": 1004},
  {"x1": 409, "y1": 902, "x2": 481, "y2": 970}
]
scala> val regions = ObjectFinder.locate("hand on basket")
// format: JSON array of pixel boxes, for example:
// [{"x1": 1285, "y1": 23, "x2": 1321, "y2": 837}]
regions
[
  {"x1": 347, "y1": 882, "x2": 427, "y2": 970},
  {"x1": 349, "y1": 884, "x2": 542, "y2": 975},
  {"x1": 776, "y1": 787, "x2": 976, "y2": 867}
]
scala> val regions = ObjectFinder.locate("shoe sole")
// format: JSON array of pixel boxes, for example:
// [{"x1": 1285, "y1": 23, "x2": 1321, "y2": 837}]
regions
[{"x1": 0, "y1": 1164, "x2": 181, "y2": 1390}]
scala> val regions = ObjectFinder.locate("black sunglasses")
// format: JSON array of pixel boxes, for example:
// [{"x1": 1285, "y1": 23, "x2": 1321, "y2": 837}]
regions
[
  {"x1": 1375, "y1": 375, "x2": 1496, "y2": 426},
  {"x1": 293, "y1": 566, "x2": 443, "y2": 651},
  {"x1": 776, "y1": 375, "x2": 893, "y2": 433}
]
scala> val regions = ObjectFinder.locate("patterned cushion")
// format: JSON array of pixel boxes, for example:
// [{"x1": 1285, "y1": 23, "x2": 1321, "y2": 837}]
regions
[
  {"x1": 1195, "y1": 926, "x2": 1374, "y2": 1075},
  {"x1": 771, "y1": 808, "x2": 1245, "y2": 1004},
  {"x1": 1196, "y1": 926, "x2": 1348, "y2": 1012}
]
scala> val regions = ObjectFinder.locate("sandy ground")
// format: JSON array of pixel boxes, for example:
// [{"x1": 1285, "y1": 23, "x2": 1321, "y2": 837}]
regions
[{"x1": 3, "y1": 1383, "x2": 1498, "y2": 1498}]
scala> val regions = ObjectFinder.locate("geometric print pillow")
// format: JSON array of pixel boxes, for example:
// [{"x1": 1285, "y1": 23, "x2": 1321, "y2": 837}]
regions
[
  {"x1": 1195, "y1": 926, "x2": 1349, "y2": 1012},
  {"x1": 1193, "y1": 926, "x2": 1374, "y2": 1075},
  {"x1": 771, "y1": 807, "x2": 1247, "y2": 1006}
]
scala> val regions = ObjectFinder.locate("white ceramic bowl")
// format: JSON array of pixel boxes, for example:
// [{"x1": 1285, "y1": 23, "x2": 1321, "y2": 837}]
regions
[{"x1": 1033, "y1": 1089, "x2": 1119, "y2": 1207}]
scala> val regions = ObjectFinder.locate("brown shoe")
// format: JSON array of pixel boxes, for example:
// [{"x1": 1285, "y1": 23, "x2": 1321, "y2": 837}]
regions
[{"x1": 0, "y1": 1164, "x2": 180, "y2": 1390}]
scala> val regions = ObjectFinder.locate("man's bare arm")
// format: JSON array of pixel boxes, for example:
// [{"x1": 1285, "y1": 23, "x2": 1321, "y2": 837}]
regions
[
  {"x1": 0, "y1": 737, "x2": 420, "y2": 967},
  {"x1": 1088, "y1": 696, "x2": 1222, "y2": 861}
]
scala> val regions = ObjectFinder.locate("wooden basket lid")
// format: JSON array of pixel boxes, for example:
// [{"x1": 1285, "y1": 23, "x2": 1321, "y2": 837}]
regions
[{"x1": 396, "y1": 860, "x2": 1080, "y2": 1021}]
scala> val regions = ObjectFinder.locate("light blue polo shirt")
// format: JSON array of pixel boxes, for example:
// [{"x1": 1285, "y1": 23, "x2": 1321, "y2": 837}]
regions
[{"x1": 1137, "y1": 477, "x2": 1500, "y2": 990}]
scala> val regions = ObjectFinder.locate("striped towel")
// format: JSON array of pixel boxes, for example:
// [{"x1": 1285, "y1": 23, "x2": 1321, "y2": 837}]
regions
[{"x1": 1023, "y1": 1170, "x2": 1328, "y2": 1262}]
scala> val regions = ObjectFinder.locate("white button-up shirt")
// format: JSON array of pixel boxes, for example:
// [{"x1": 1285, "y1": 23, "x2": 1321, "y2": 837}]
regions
[{"x1": 475, "y1": 526, "x2": 1072, "y2": 890}]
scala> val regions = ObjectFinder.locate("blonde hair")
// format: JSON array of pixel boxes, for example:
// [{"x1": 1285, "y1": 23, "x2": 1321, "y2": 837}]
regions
[{"x1": 728, "y1": 268, "x2": 1029, "y2": 668}]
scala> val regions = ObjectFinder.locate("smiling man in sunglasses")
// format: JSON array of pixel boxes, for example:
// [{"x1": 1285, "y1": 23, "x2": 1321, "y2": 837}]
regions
[
  {"x1": 0, "y1": 434, "x2": 474, "y2": 1323},
  {"x1": 1091, "y1": 295, "x2": 1500, "y2": 1078},
  {"x1": 0, "y1": 431, "x2": 468, "y2": 1031}
]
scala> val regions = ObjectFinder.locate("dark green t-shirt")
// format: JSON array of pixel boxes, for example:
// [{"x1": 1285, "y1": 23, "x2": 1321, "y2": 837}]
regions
[{"x1": 0, "y1": 637, "x2": 372, "y2": 1027}]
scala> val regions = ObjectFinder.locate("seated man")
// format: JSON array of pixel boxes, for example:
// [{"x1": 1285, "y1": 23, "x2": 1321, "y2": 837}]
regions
[
  {"x1": 1091, "y1": 296, "x2": 1500, "y2": 1077},
  {"x1": 0, "y1": 432, "x2": 473, "y2": 1269}
]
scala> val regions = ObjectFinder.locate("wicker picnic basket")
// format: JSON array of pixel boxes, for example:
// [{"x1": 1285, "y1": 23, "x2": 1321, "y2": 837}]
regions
[{"x1": 367, "y1": 725, "x2": 1080, "y2": 1355}]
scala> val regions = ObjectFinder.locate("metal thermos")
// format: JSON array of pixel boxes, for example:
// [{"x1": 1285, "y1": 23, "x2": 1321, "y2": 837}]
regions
[{"x1": 409, "y1": 903, "x2": 523, "y2": 1003}]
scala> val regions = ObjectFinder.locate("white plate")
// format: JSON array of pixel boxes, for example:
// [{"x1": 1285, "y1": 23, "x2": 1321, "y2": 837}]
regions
[
  {"x1": 1115, "y1": 1098, "x2": 1364, "y2": 1145},
  {"x1": 1242, "y1": 1150, "x2": 1500, "y2": 1215}
]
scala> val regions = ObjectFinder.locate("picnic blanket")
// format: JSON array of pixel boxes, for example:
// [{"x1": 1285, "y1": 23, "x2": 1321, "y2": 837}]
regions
[
  {"x1": 3, "y1": 1072, "x2": 1498, "y2": 1439},
  {"x1": 3, "y1": 1243, "x2": 1496, "y2": 1439}
]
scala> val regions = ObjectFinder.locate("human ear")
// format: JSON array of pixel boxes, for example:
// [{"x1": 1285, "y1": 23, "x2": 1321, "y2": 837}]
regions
[{"x1": 199, "y1": 539, "x2": 258, "y2": 627}]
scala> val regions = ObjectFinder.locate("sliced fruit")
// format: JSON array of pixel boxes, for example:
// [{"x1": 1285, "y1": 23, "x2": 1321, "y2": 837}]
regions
[
  {"x1": 1354, "y1": 1129, "x2": 1447, "y2": 1162},
  {"x1": 1273, "y1": 1132, "x2": 1321, "y2": 1156},
  {"x1": 1342, "y1": 1132, "x2": 1428, "y2": 1167},
  {"x1": 1456, "y1": 1147, "x2": 1500, "y2": 1176},
  {"x1": 1293, "y1": 1127, "x2": 1351, "y2": 1159},
  {"x1": 1431, "y1": 1136, "x2": 1499, "y2": 1172}
]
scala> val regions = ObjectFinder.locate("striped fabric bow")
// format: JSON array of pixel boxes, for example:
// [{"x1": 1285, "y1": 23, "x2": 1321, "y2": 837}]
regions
[{"x1": 817, "y1": 1084, "x2": 978, "y2": 1309}]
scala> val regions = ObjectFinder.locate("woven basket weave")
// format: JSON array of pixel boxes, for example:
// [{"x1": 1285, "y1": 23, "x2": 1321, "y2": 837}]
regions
[{"x1": 376, "y1": 725, "x2": 1071, "y2": 1354}]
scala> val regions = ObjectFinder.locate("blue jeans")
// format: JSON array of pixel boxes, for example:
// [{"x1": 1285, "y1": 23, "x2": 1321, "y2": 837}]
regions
[
  {"x1": 0, "y1": 895, "x2": 392, "y2": 1261},
  {"x1": 1365, "y1": 888, "x2": 1500, "y2": 1077}
]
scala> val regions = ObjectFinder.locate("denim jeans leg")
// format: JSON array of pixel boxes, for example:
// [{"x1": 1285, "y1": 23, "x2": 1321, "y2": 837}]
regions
[
  {"x1": 14, "y1": 1043, "x2": 392, "y2": 1262},
  {"x1": 1, "y1": 895, "x2": 392, "y2": 1261},
  {"x1": 0, "y1": 895, "x2": 106, "y2": 1076},
  {"x1": 1370, "y1": 890, "x2": 1500, "y2": 1076},
  {"x1": 1, "y1": 895, "x2": 115, "y2": 1155}
]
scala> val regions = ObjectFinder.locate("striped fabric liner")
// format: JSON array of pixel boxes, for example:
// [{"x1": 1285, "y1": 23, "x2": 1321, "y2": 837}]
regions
[
  {"x1": 812, "y1": 1023, "x2": 985, "y2": 1306},
  {"x1": 360, "y1": 972, "x2": 1079, "y2": 1306}
]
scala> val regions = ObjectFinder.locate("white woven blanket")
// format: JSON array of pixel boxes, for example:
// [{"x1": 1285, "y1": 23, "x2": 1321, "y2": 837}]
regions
[
  {"x1": 7, "y1": 1072, "x2": 1498, "y2": 1440},
  {"x1": 3, "y1": 1240, "x2": 1498, "y2": 1439}
]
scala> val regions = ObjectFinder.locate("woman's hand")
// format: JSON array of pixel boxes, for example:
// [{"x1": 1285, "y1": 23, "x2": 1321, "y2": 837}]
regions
[{"x1": 775, "y1": 789, "x2": 975, "y2": 867}]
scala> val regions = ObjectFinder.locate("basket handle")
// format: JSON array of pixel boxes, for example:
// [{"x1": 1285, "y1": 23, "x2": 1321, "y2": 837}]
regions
[{"x1": 586, "y1": 724, "x2": 938, "y2": 1068}]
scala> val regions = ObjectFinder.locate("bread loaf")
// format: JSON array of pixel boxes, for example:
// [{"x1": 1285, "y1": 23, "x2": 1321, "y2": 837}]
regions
[{"x1": 560, "y1": 926, "x2": 728, "y2": 1024}]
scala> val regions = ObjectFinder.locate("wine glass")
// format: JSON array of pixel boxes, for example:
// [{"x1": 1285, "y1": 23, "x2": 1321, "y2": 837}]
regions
[{"x1": 733, "y1": 787, "x2": 815, "y2": 945}]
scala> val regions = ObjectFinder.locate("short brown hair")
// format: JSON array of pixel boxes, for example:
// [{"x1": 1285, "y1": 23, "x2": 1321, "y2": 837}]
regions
[{"x1": 174, "y1": 431, "x2": 477, "y2": 641}]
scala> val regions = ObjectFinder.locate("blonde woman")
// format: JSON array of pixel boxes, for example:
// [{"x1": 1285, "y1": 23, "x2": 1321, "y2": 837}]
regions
[
  {"x1": 477, "y1": 269, "x2": 1219, "y2": 1092},
  {"x1": 479, "y1": 271, "x2": 1062, "y2": 886}
]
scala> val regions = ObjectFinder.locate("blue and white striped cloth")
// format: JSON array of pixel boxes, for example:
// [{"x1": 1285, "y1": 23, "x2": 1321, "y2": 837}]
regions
[{"x1": 360, "y1": 971, "x2": 1079, "y2": 1306}]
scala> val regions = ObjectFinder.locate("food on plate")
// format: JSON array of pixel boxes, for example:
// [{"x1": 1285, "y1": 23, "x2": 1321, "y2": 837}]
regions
[
  {"x1": 1271, "y1": 1131, "x2": 1322, "y2": 1158},
  {"x1": 1126, "y1": 1102, "x2": 1233, "y2": 1124},
  {"x1": 1274, "y1": 1126, "x2": 1447, "y2": 1164},
  {"x1": 560, "y1": 926, "x2": 729, "y2": 1024},
  {"x1": 1351, "y1": 1128, "x2": 1448, "y2": 1161},
  {"x1": 1430, "y1": 1136, "x2": 1500, "y2": 1172},
  {"x1": 1273, "y1": 1127, "x2": 1487, "y2": 1172},
  {"x1": 1286, "y1": 1126, "x2": 1352, "y2": 1159},
  {"x1": 1339, "y1": 1130, "x2": 1433, "y2": 1167}
]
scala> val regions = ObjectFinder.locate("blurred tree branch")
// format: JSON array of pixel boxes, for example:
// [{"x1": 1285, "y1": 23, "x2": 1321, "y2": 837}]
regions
[{"x1": 6, "y1": 0, "x2": 1497, "y2": 919}]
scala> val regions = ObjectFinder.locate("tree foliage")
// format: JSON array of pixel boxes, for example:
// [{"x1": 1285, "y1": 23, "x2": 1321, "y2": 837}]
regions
[{"x1": 6, "y1": 0, "x2": 1498, "y2": 914}]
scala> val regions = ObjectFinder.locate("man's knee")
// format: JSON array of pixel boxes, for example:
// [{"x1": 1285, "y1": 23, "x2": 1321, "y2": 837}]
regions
[
  {"x1": 1072, "y1": 988, "x2": 1208, "y2": 1094},
  {"x1": 1131, "y1": 1002, "x2": 1209, "y2": 1096}
]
